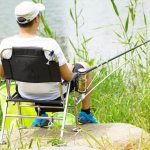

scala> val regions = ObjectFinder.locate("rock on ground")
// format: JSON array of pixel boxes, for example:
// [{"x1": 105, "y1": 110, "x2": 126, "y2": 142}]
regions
[{"x1": 0, "y1": 123, "x2": 150, "y2": 150}]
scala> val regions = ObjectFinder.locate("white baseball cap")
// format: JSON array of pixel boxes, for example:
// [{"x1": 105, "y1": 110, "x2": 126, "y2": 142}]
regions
[{"x1": 15, "y1": 1, "x2": 45, "y2": 24}]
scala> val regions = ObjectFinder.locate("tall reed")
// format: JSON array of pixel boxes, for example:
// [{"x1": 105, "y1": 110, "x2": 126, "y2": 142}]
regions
[
  {"x1": 69, "y1": 0, "x2": 94, "y2": 65},
  {"x1": 32, "y1": 0, "x2": 53, "y2": 38}
]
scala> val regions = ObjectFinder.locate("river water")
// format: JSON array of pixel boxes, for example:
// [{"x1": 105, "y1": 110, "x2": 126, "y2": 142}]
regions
[{"x1": 0, "y1": 0, "x2": 150, "y2": 62}]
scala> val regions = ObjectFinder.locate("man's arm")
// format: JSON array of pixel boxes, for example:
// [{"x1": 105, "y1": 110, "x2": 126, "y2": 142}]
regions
[
  {"x1": 60, "y1": 64, "x2": 73, "y2": 81},
  {"x1": 0, "y1": 64, "x2": 4, "y2": 77}
]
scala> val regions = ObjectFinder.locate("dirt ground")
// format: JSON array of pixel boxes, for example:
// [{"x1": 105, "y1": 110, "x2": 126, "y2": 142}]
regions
[{"x1": 0, "y1": 123, "x2": 150, "y2": 150}]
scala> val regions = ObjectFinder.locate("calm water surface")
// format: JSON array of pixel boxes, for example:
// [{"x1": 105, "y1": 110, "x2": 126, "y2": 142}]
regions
[{"x1": 0, "y1": 0, "x2": 150, "y2": 61}]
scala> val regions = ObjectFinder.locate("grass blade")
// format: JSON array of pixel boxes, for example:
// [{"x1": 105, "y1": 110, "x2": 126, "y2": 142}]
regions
[
  {"x1": 125, "y1": 14, "x2": 129, "y2": 33},
  {"x1": 28, "y1": 138, "x2": 34, "y2": 149},
  {"x1": 70, "y1": 8, "x2": 75, "y2": 23},
  {"x1": 69, "y1": 38, "x2": 77, "y2": 52},
  {"x1": 114, "y1": 31, "x2": 122, "y2": 39},
  {"x1": 111, "y1": 0, "x2": 119, "y2": 16},
  {"x1": 129, "y1": 7, "x2": 135, "y2": 23},
  {"x1": 144, "y1": 13, "x2": 147, "y2": 26}
]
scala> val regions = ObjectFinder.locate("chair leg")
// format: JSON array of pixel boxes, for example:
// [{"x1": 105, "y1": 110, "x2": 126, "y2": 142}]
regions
[
  {"x1": 60, "y1": 83, "x2": 71, "y2": 138},
  {"x1": 74, "y1": 104, "x2": 79, "y2": 127},
  {"x1": 18, "y1": 102, "x2": 23, "y2": 128},
  {"x1": 60, "y1": 101, "x2": 68, "y2": 138},
  {"x1": 0, "y1": 102, "x2": 8, "y2": 144}
]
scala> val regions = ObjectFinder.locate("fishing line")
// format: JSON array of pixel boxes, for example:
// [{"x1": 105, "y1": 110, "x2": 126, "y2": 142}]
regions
[
  {"x1": 77, "y1": 49, "x2": 147, "y2": 105},
  {"x1": 86, "y1": 66, "x2": 102, "y2": 90}
]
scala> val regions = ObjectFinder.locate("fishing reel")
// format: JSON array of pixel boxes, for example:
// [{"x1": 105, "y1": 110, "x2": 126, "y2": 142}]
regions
[{"x1": 77, "y1": 68, "x2": 87, "y2": 93}]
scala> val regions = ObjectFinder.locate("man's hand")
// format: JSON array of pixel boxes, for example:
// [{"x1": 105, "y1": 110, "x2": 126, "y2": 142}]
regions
[{"x1": 72, "y1": 72, "x2": 78, "y2": 82}]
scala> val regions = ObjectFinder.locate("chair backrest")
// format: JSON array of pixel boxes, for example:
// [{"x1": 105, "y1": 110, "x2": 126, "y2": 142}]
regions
[{"x1": 1, "y1": 47, "x2": 61, "y2": 83}]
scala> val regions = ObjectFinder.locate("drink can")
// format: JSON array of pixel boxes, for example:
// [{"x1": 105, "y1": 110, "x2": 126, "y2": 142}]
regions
[{"x1": 78, "y1": 68, "x2": 87, "y2": 93}]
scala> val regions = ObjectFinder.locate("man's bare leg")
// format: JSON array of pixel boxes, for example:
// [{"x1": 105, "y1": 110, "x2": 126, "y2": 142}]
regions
[
  {"x1": 68, "y1": 62, "x2": 97, "y2": 123},
  {"x1": 78, "y1": 62, "x2": 92, "y2": 110},
  {"x1": 67, "y1": 62, "x2": 91, "y2": 109}
]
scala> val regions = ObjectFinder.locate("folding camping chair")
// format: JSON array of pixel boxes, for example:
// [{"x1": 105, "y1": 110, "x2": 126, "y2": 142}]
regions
[{"x1": 0, "y1": 47, "x2": 80, "y2": 144}]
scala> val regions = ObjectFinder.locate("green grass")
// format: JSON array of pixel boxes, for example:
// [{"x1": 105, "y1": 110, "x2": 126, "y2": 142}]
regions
[{"x1": 90, "y1": 60, "x2": 150, "y2": 132}]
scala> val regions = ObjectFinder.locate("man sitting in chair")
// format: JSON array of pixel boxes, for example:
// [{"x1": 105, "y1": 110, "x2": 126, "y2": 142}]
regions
[{"x1": 0, "y1": 1, "x2": 97, "y2": 127}]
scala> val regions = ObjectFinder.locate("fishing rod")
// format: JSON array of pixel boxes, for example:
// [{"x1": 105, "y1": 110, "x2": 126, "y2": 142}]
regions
[
  {"x1": 76, "y1": 39, "x2": 150, "y2": 93},
  {"x1": 77, "y1": 50, "x2": 143, "y2": 104},
  {"x1": 86, "y1": 39, "x2": 150, "y2": 73}
]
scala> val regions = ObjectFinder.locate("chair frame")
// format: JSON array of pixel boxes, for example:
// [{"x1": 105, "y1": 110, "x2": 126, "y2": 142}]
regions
[{"x1": 0, "y1": 47, "x2": 81, "y2": 144}]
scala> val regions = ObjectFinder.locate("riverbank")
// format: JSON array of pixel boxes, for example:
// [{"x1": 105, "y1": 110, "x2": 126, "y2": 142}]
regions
[{"x1": 0, "y1": 123, "x2": 150, "y2": 149}]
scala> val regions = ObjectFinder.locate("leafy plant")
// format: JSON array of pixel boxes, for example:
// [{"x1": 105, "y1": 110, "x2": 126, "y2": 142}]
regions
[
  {"x1": 32, "y1": 0, "x2": 54, "y2": 38},
  {"x1": 69, "y1": 0, "x2": 94, "y2": 65}
]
